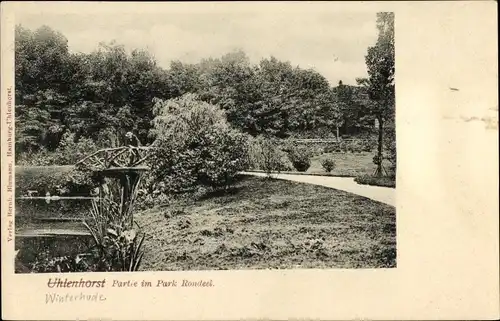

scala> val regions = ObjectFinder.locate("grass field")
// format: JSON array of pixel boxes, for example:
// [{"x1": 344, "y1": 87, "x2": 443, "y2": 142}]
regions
[
  {"x1": 136, "y1": 175, "x2": 396, "y2": 271},
  {"x1": 308, "y1": 152, "x2": 393, "y2": 176}
]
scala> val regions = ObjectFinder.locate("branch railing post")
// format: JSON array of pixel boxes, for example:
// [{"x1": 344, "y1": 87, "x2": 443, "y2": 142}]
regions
[{"x1": 76, "y1": 146, "x2": 154, "y2": 227}]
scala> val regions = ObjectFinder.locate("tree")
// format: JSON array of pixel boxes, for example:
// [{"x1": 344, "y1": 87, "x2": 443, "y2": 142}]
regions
[
  {"x1": 64, "y1": 42, "x2": 171, "y2": 145},
  {"x1": 166, "y1": 60, "x2": 203, "y2": 98},
  {"x1": 197, "y1": 50, "x2": 260, "y2": 134},
  {"x1": 250, "y1": 57, "x2": 335, "y2": 137},
  {"x1": 149, "y1": 94, "x2": 250, "y2": 193},
  {"x1": 15, "y1": 25, "x2": 75, "y2": 153},
  {"x1": 356, "y1": 12, "x2": 395, "y2": 176}
]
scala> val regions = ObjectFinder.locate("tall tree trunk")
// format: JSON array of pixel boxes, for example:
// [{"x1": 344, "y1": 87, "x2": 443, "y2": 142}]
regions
[
  {"x1": 336, "y1": 126, "x2": 340, "y2": 141},
  {"x1": 376, "y1": 116, "x2": 384, "y2": 177}
]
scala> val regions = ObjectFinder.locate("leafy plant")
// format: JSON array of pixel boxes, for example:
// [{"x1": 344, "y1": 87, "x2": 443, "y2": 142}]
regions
[
  {"x1": 55, "y1": 131, "x2": 98, "y2": 165},
  {"x1": 28, "y1": 251, "x2": 95, "y2": 273},
  {"x1": 83, "y1": 197, "x2": 146, "y2": 272},
  {"x1": 320, "y1": 158, "x2": 336, "y2": 173},
  {"x1": 149, "y1": 94, "x2": 251, "y2": 193},
  {"x1": 356, "y1": 12, "x2": 395, "y2": 177},
  {"x1": 286, "y1": 146, "x2": 312, "y2": 172},
  {"x1": 355, "y1": 175, "x2": 395, "y2": 188},
  {"x1": 249, "y1": 136, "x2": 292, "y2": 176}
]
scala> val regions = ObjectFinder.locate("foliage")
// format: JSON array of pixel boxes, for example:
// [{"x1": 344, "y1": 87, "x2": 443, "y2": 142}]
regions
[
  {"x1": 21, "y1": 250, "x2": 96, "y2": 273},
  {"x1": 135, "y1": 191, "x2": 171, "y2": 211},
  {"x1": 286, "y1": 146, "x2": 312, "y2": 172},
  {"x1": 197, "y1": 128, "x2": 251, "y2": 190},
  {"x1": 15, "y1": 147, "x2": 58, "y2": 166},
  {"x1": 15, "y1": 23, "x2": 386, "y2": 165},
  {"x1": 354, "y1": 175, "x2": 395, "y2": 188},
  {"x1": 149, "y1": 94, "x2": 250, "y2": 193},
  {"x1": 248, "y1": 136, "x2": 292, "y2": 175},
  {"x1": 357, "y1": 13, "x2": 395, "y2": 118},
  {"x1": 356, "y1": 12, "x2": 395, "y2": 176},
  {"x1": 15, "y1": 165, "x2": 96, "y2": 196},
  {"x1": 55, "y1": 131, "x2": 98, "y2": 165},
  {"x1": 15, "y1": 25, "x2": 72, "y2": 154},
  {"x1": 15, "y1": 25, "x2": 172, "y2": 161},
  {"x1": 83, "y1": 197, "x2": 146, "y2": 272},
  {"x1": 320, "y1": 157, "x2": 336, "y2": 172},
  {"x1": 334, "y1": 81, "x2": 373, "y2": 134}
]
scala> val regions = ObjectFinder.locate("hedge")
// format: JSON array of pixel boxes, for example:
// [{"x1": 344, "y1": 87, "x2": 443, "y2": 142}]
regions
[{"x1": 354, "y1": 175, "x2": 396, "y2": 188}]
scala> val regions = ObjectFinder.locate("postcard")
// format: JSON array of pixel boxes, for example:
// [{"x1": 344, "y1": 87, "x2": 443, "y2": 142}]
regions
[{"x1": 1, "y1": 1, "x2": 498, "y2": 320}]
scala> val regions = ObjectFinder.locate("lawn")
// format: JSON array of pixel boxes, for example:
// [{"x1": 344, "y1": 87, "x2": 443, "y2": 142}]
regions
[
  {"x1": 249, "y1": 152, "x2": 394, "y2": 177},
  {"x1": 136, "y1": 175, "x2": 396, "y2": 271},
  {"x1": 308, "y1": 152, "x2": 394, "y2": 176}
]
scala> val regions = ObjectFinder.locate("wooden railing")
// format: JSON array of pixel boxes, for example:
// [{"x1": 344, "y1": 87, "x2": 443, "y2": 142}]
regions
[{"x1": 75, "y1": 146, "x2": 154, "y2": 170}]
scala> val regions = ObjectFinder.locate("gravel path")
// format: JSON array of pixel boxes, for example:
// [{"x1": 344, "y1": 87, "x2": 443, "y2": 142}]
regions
[{"x1": 240, "y1": 172, "x2": 395, "y2": 206}]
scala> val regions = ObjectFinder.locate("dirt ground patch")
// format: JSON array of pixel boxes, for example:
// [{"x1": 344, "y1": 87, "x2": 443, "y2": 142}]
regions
[{"x1": 136, "y1": 176, "x2": 396, "y2": 271}]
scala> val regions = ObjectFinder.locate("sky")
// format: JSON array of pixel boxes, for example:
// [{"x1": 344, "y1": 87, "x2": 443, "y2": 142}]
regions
[{"x1": 16, "y1": 10, "x2": 379, "y2": 86}]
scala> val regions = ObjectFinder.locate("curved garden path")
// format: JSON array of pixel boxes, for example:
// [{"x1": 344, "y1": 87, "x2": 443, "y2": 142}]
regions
[{"x1": 240, "y1": 172, "x2": 395, "y2": 207}]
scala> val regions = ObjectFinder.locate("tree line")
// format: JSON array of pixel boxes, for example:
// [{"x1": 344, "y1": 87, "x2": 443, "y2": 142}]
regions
[{"x1": 15, "y1": 12, "x2": 394, "y2": 175}]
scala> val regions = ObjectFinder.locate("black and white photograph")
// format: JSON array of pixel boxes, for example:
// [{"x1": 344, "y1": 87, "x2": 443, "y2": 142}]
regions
[{"x1": 12, "y1": 9, "x2": 396, "y2": 273}]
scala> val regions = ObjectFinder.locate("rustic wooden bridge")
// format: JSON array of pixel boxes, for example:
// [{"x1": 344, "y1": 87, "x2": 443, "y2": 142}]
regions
[{"x1": 75, "y1": 146, "x2": 154, "y2": 170}]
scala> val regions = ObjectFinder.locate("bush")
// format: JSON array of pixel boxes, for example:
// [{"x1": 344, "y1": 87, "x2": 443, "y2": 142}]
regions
[
  {"x1": 135, "y1": 192, "x2": 171, "y2": 211},
  {"x1": 56, "y1": 132, "x2": 98, "y2": 165},
  {"x1": 349, "y1": 140, "x2": 363, "y2": 153},
  {"x1": 319, "y1": 139, "x2": 373, "y2": 154},
  {"x1": 320, "y1": 158, "x2": 336, "y2": 172},
  {"x1": 249, "y1": 136, "x2": 292, "y2": 175},
  {"x1": 16, "y1": 132, "x2": 98, "y2": 166},
  {"x1": 196, "y1": 127, "x2": 251, "y2": 190},
  {"x1": 16, "y1": 148, "x2": 57, "y2": 166},
  {"x1": 361, "y1": 139, "x2": 373, "y2": 152},
  {"x1": 354, "y1": 175, "x2": 395, "y2": 188},
  {"x1": 286, "y1": 146, "x2": 312, "y2": 172},
  {"x1": 22, "y1": 250, "x2": 95, "y2": 273},
  {"x1": 149, "y1": 94, "x2": 250, "y2": 193}
]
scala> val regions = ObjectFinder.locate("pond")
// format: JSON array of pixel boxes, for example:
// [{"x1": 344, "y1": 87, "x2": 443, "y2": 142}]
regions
[{"x1": 15, "y1": 196, "x2": 97, "y2": 273}]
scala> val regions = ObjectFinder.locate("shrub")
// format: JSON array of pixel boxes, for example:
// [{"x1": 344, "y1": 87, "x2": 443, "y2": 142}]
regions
[
  {"x1": 249, "y1": 136, "x2": 292, "y2": 175},
  {"x1": 196, "y1": 127, "x2": 250, "y2": 190},
  {"x1": 338, "y1": 141, "x2": 347, "y2": 153},
  {"x1": 323, "y1": 145, "x2": 334, "y2": 154},
  {"x1": 56, "y1": 132, "x2": 98, "y2": 165},
  {"x1": 320, "y1": 158, "x2": 336, "y2": 172},
  {"x1": 15, "y1": 148, "x2": 57, "y2": 166},
  {"x1": 286, "y1": 146, "x2": 312, "y2": 172},
  {"x1": 149, "y1": 94, "x2": 250, "y2": 193},
  {"x1": 354, "y1": 175, "x2": 395, "y2": 188},
  {"x1": 349, "y1": 140, "x2": 363, "y2": 153},
  {"x1": 25, "y1": 251, "x2": 95, "y2": 273},
  {"x1": 361, "y1": 139, "x2": 373, "y2": 152},
  {"x1": 83, "y1": 197, "x2": 146, "y2": 272},
  {"x1": 16, "y1": 132, "x2": 98, "y2": 166}
]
